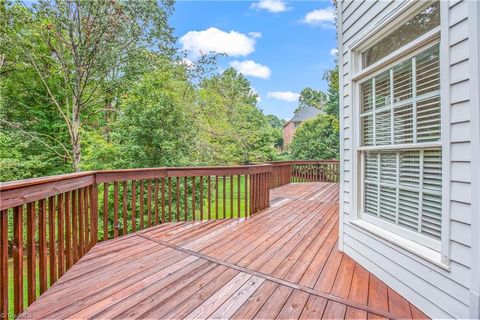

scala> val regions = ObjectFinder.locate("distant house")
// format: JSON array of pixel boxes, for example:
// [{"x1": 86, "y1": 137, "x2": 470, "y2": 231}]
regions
[{"x1": 282, "y1": 105, "x2": 321, "y2": 147}]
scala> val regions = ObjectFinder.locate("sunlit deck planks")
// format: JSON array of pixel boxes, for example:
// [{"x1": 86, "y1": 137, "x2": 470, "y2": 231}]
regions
[{"x1": 21, "y1": 182, "x2": 427, "y2": 319}]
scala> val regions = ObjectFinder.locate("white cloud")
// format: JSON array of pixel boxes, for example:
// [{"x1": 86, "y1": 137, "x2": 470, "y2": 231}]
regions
[
  {"x1": 251, "y1": 0, "x2": 289, "y2": 13},
  {"x1": 267, "y1": 91, "x2": 300, "y2": 102},
  {"x1": 248, "y1": 32, "x2": 262, "y2": 39},
  {"x1": 180, "y1": 27, "x2": 259, "y2": 59},
  {"x1": 230, "y1": 60, "x2": 271, "y2": 79},
  {"x1": 329, "y1": 48, "x2": 338, "y2": 57},
  {"x1": 302, "y1": 7, "x2": 336, "y2": 28}
]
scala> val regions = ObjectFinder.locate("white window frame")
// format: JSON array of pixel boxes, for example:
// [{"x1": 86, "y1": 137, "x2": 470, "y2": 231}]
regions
[{"x1": 348, "y1": 1, "x2": 451, "y2": 267}]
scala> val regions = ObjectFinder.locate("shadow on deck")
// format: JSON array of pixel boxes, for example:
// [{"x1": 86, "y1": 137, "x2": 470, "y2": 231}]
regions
[{"x1": 21, "y1": 183, "x2": 427, "y2": 319}]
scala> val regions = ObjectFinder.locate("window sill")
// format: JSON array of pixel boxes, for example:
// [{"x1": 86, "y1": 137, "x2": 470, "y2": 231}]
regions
[{"x1": 350, "y1": 219, "x2": 450, "y2": 271}]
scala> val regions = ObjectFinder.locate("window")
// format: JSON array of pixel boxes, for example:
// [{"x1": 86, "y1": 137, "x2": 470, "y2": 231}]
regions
[
  {"x1": 357, "y1": 3, "x2": 441, "y2": 250},
  {"x1": 362, "y1": 1, "x2": 440, "y2": 67}
]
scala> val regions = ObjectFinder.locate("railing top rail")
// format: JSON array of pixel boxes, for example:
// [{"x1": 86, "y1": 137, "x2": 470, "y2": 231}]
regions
[
  {"x1": 0, "y1": 164, "x2": 273, "y2": 191},
  {"x1": 289, "y1": 160, "x2": 339, "y2": 164},
  {"x1": 0, "y1": 171, "x2": 97, "y2": 191},
  {"x1": 262, "y1": 160, "x2": 339, "y2": 165}
]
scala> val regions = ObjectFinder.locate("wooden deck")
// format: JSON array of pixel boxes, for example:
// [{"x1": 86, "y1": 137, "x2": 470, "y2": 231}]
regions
[{"x1": 21, "y1": 183, "x2": 427, "y2": 319}]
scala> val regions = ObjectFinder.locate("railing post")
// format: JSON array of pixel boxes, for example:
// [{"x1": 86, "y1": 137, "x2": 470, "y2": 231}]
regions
[{"x1": 0, "y1": 210, "x2": 8, "y2": 320}]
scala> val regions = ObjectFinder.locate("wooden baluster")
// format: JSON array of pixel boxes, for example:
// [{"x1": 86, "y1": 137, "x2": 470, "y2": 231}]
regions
[
  {"x1": 244, "y1": 175, "x2": 248, "y2": 217},
  {"x1": 259, "y1": 174, "x2": 262, "y2": 210},
  {"x1": 57, "y1": 194, "x2": 64, "y2": 277},
  {"x1": 78, "y1": 190, "x2": 83, "y2": 255},
  {"x1": 161, "y1": 178, "x2": 166, "y2": 223},
  {"x1": 184, "y1": 177, "x2": 188, "y2": 221},
  {"x1": 260, "y1": 173, "x2": 264, "y2": 209},
  {"x1": 262, "y1": 173, "x2": 268, "y2": 210},
  {"x1": 131, "y1": 180, "x2": 137, "y2": 232},
  {"x1": 72, "y1": 190, "x2": 79, "y2": 263},
  {"x1": 259, "y1": 174, "x2": 263, "y2": 211},
  {"x1": 83, "y1": 187, "x2": 89, "y2": 251},
  {"x1": 140, "y1": 180, "x2": 144, "y2": 229},
  {"x1": 168, "y1": 177, "x2": 172, "y2": 222},
  {"x1": 254, "y1": 174, "x2": 258, "y2": 213},
  {"x1": 48, "y1": 197, "x2": 57, "y2": 285},
  {"x1": 192, "y1": 176, "x2": 196, "y2": 221},
  {"x1": 154, "y1": 179, "x2": 159, "y2": 225},
  {"x1": 230, "y1": 175, "x2": 233, "y2": 219},
  {"x1": 262, "y1": 173, "x2": 268, "y2": 209},
  {"x1": 255, "y1": 174, "x2": 259, "y2": 212},
  {"x1": 200, "y1": 176, "x2": 204, "y2": 220},
  {"x1": 147, "y1": 179, "x2": 152, "y2": 227},
  {"x1": 65, "y1": 192, "x2": 72, "y2": 270},
  {"x1": 176, "y1": 177, "x2": 180, "y2": 222},
  {"x1": 255, "y1": 173, "x2": 262, "y2": 212},
  {"x1": 113, "y1": 182, "x2": 119, "y2": 237},
  {"x1": 207, "y1": 176, "x2": 211, "y2": 220},
  {"x1": 26, "y1": 203, "x2": 36, "y2": 306},
  {"x1": 266, "y1": 173, "x2": 270, "y2": 208},
  {"x1": 13, "y1": 205, "x2": 23, "y2": 315},
  {"x1": 103, "y1": 183, "x2": 109, "y2": 240},
  {"x1": 215, "y1": 176, "x2": 219, "y2": 219},
  {"x1": 237, "y1": 175, "x2": 241, "y2": 218},
  {"x1": 222, "y1": 176, "x2": 226, "y2": 219},
  {"x1": 38, "y1": 199, "x2": 47, "y2": 294},
  {"x1": 122, "y1": 181, "x2": 128, "y2": 235},
  {"x1": 0, "y1": 210, "x2": 7, "y2": 319},
  {"x1": 91, "y1": 184, "x2": 98, "y2": 246}
]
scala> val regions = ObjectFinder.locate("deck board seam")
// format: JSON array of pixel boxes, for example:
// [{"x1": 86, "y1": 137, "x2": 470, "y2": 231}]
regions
[{"x1": 136, "y1": 233, "x2": 401, "y2": 320}]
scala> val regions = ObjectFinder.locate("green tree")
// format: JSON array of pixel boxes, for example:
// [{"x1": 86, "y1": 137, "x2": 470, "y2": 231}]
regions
[
  {"x1": 1, "y1": 0, "x2": 174, "y2": 172},
  {"x1": 289, "y1": 114, "x2": 339, "y2": 160},
  {"x1": 108, "y1": 61, "x2": 197, "y2": 168},
  {"x1": 197, "y1": 68, "x2": 276, "y2": 164},
  {"x1": 323, "y1": 66, "x2": 339, "y2": 117},
  {"x1": 265, "y1": 114, "x2": 285, "y2": 148},
  {"x1": 294, "y1": 87, "x2": 326, "y2": 114}
]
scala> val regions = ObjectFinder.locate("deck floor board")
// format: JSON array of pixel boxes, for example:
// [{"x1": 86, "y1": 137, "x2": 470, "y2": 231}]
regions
[{"x1": 21, "y1": 182, "x2": 427, "y2": 319}]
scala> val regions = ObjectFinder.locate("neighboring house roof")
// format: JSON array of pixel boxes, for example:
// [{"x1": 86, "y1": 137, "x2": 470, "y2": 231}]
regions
[{"x1": 284, "y1": 105, "x2": 322, "y2": 127}]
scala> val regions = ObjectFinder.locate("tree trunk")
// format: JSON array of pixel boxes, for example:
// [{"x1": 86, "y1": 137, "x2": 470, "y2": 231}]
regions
[{"x1": 71, "y1": 99, "x2": 81, "y2": 172}]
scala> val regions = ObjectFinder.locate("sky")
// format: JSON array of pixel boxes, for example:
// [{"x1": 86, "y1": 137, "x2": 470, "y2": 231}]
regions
[{"x1": 169, "y1": 0, "x2": 337, "y2": 121}]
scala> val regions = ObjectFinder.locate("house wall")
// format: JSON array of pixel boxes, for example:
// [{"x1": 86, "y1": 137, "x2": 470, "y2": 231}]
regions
[
  {"x1": 338, "y1": 0, "x2": 479, "y2": 318},
  {"x1": 283, "y1": 122, "x2": 296, "y2": 147}
]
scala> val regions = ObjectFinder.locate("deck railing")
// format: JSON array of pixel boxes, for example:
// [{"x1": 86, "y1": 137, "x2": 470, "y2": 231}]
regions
[
  {"x1": 269, "y1": 160, "x2": 339, "y2": 188},
  {"x1": 0, "y1": 160, "x2": 338, "y2": 318}
]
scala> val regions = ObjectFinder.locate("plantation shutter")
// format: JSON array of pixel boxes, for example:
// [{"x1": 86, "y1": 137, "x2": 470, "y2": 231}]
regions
[{"x1": 360, "y1": 43, "x2": 442, "y2": 244}]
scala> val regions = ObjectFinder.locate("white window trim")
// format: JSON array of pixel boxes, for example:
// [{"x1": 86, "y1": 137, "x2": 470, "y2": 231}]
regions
[{"x1": 349, "y1": 1, "x2": 451, "y2": 267}]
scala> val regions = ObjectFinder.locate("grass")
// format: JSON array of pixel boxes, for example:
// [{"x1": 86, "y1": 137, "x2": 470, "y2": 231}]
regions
[
  {"x1": 7, "y1": 258, "x2": 51, "y2": 317},
  {"x1": 198, "y1": 175, "x2": 249, "y2": 219}
]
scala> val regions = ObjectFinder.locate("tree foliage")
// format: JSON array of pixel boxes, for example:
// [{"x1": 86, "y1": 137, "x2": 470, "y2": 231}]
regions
[
  {"x1": 323, "y1": 66, "x2": 339, "y2": 117},
  {"x1": 0, "y1": 2, "x2": 284, "y2": 181},
  {"x1": 289, "y1": 114, "x2": 339, "y2": 160},
  {"x1": 265, "y1": 114, "x2": 285, "y2": 148},
  {"x1": 294, "y1": 87, "x2": 326, "y2": 115},
  {"x1": 1, "y1": 0, "x2": 175, "y2": 172},
  {"x1": 289, "y1": 66, "x2": 340, "y2": 160}
]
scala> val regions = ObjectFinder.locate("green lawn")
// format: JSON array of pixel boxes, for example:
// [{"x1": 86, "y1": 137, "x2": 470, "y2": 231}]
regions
[
  {"x1": 7, "y1": 258, "x2": 51, "y2": 317},
  {"x1": 198, "y1": 175, "x2": 249, "y2": 219}
]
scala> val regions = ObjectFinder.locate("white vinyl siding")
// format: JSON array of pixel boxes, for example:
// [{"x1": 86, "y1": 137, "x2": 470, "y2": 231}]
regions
[{"x1": 338, "y1": 0, "x2": 477, "y2": 318}]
